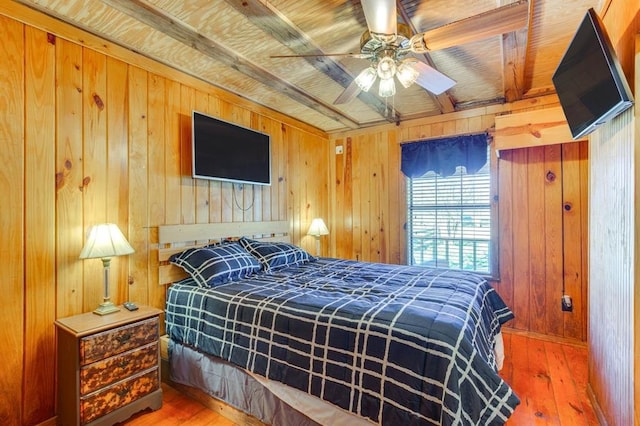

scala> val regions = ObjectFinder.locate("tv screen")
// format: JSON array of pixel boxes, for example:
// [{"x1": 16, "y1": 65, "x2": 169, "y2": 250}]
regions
[
  {"x1": 192, "y1": 111, "x2": 271, "y2": 186},
  {"x1": 552, "y1": 8, "x2": 633, "y2": 139}
]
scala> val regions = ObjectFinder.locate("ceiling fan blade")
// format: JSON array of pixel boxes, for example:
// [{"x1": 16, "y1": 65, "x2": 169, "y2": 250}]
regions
[
  {"x1": 410, "y1": 0, "x2": 529, "y2": 52},
  {"x1": 271, "y1": 53, "x2": 371, "y2": 59},
  {"x1": 334, "y1": 80, "x2": 361, "y2": 105},
  {"x1": 413, "y1": 61, "x2": 456, "y2": 95},
  {"x1": 361, "y1": 0, "x2": 397, "y2": 36}
]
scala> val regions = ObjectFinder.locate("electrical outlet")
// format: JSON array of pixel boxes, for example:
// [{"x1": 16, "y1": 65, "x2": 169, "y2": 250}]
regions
[{"x1": 561, "y1": 295, "x2": 573, "y2": 312}]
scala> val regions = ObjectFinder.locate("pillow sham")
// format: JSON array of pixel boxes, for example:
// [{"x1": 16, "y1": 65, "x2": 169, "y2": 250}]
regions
[
  {"x1": 169, "y1": 242, "x2": 261, "y2": 287},
  {"x1": 239, "y1": 237, "x2": 315, "y2": 272}
]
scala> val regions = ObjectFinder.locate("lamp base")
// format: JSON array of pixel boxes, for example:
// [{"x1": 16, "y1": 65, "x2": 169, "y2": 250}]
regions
[{"x1": 93, "y1": 301, "x2": 120, "y2": 316}]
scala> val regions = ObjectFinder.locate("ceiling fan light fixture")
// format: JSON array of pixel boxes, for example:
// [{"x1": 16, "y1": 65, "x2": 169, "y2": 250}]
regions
[
  {"x1": 377, "y1": 56, "x2": 397, "y2": 80},
  {"x1": 354, "y1": 66, "x2": 377, "y2": 92},
  {"x1": 379, "y1": 77, "x2": 396, "y2": 98},
  {"x1": 396, "y1": 59, "x2": 419, "y2": 88},
  {"x1": 408, "y1": 33, "x2": 428, "y2": 53}
]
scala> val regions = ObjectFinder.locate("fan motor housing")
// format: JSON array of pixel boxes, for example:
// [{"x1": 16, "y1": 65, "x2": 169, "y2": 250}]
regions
[{"x1": 360, "y1": 23, "x2": 412, "y2": 60}]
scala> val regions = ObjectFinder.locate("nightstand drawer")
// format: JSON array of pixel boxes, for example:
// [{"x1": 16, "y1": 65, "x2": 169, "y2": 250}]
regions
[
  {"x1": 80, "y1": 342, "x2": 158, "y2": 395},
  {"x1": 80, "y1": 368, "x2": 159, "y2": 425},
  {"x1": 80, "y1": 317, "x2": 158, "y2": 365}
]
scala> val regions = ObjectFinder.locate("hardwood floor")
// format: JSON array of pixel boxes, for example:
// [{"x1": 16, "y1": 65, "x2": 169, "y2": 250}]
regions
[
  {"x1": 117, "y1": 384, "x2": 235, "y2": 426},
  {"x1": 501, "y1": 332, "x2": 599, "y2": 425},
  {"x1": 122, "y1": 333, "x2": 599, "y2": 425}
]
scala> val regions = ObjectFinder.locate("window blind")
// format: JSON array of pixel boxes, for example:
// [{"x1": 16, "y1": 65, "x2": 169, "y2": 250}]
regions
[{"x1": 407, "y1": 146, "x2": 491, "y2": 273}]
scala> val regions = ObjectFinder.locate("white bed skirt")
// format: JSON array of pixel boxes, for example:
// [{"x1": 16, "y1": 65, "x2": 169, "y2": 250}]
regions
[{"x1": 495, "y1": 331, "x2": 505, "y2": 370}]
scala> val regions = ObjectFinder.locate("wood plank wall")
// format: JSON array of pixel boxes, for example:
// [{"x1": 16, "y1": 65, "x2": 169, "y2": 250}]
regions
[
  {"x1": 587, "y1": 2, "x2": 639, "y2": 424},
  {"x1": 589, "y1": 105, "x2": 634, "y2": 426},
  {"x1": 498, "y1": 142, "x2": 588, "y2": 341},
  {"x1": 330, "y1": 131, "x2": 405, "y2": 264},
  {"x1": 0, "y1": 9, "x2": 328, "y2": 425},
  {"x1": 329, "y1": 101, "x2": 589, "y2": 342},
  {"x1": 1, "y1": 14, "x2": 27, "y2": 426}
]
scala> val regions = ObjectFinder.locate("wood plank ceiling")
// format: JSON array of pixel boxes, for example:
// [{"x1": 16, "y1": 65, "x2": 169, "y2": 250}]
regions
[{"x1": 13, "y1": 0, "x2": 603, "y2": 133}]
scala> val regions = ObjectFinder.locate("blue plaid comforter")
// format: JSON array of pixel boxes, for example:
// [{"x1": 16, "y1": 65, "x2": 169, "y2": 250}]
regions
[{"x1": 166, "y1": 258, "x2": 519, "y2": 425}]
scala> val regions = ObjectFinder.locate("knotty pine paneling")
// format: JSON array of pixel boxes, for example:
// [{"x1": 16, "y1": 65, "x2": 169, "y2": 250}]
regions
[
  {"x1": 55, "y1": 36, "x2": 84, "y2": 320},
  {"x1": 509, "y1": 148, "x2": 531, "y2": 331},
  {"x1": 561, "y1": 142, "x2": 589, "y2": 340},
  {"x1": 148, "y1": 72, "x2": 167, "y2": 312},
  {"x1": 128, "y1": 66, "x2": 150, "y2": 305},
  {"x1": 0, "y1": 15, "x2": 24, "y2": 426},
  {"x1": 0, "y1": 11, "x2": 328, "y2": 425},
  {"x1": 543, "y1": 146, "x2": 564, "y2": 338},
  {"x1": 330, "y1": 132, "x2": 405, "y2": 264},
  {"x1": 498, "y1": 143, "x2": 588, "y2": 341},
  {"x1": 82, "y1": 47, "x2": 110, "y2": 311},
  {"x1": 24, "y1": 25, "x2": 56, "y2": 424},
  {"x1": 329, "y1": 109, "x2": 589, "y2": 341},
  {"x1": 107, "y1": 56, "x2": 132, "y2": 307}
]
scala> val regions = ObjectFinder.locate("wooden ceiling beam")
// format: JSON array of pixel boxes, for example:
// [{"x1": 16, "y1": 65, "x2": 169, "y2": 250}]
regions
[
  {"x1": 415, "y1": 0, "x2": 529, "y2": 51},
  {"x1": 100, "y1": 0, "x2": 362, "y2": 129},
  {"x1": 396, "y1": 2, "x2": 456, "y2": 114},
  {"x1": 501, "y1": 0, "x2": 532, "y2": 102},
  {"x1": 223, "y1": 0, "x2": 399, "y2": 123},
  {"x1": 502, "y1": 27, "x2": 528, "y2": 102}
]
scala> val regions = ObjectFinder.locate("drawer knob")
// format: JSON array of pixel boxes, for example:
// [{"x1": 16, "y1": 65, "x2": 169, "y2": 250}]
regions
[
  {"x1": 115, "y1": 333, "x2": 131, "y2": 343},
  {"x1": 117, "y1": 359, "x2": 130, "y2": 368},
  {"x1": 116, "y1": 387, "x2": 130, "y2": 398}
]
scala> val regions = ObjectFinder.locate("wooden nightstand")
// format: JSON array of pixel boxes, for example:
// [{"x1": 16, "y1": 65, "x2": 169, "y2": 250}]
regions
[{"x1": 55, "y1": 306, "x2": 163, "y2": 426}]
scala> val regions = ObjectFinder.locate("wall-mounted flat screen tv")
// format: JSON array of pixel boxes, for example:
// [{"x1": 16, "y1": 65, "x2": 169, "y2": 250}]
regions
[
  {"x1": 552, "y1": 8, "x2": 633, "y2": 140},
  {"x1": 192, "y1": 111, "x2": 271, "y2": 186}
]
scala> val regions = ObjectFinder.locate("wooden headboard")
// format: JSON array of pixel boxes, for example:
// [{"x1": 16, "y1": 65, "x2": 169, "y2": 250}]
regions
[{"x1": 158, "y1": 221, "x2": 290, "y2": 286}]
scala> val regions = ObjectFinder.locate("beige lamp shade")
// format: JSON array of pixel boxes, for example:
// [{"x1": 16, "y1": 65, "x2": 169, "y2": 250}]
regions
[
  {"x1": 307, "y1": 218, "x2": 329, "y2": 237},
  {"x1": 79, "y1": 223, "x2": 134, "y2": 315},
  {"x1": 80, "y1": 223, "x2": 135, "y2": 259}
]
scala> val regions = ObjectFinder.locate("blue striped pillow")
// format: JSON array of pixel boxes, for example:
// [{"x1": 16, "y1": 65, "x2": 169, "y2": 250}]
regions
[
  {"x1": 239, "y1": 237, "x2": 315, "y2": 272},
  {"x1": 169, "y1": 242, "x2": 262, "y2": 287}
]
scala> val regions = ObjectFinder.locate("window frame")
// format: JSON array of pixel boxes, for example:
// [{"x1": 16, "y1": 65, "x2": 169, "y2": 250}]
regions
[{"x1": 405, "y1": 143, "x2": 500, "y2": 280}]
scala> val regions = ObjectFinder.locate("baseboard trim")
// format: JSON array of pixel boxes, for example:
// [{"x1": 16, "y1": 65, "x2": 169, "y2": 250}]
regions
[
  {"x1": 35, "y1": 417, "x2": 57, "y2": 426},
  {"x1": 586, "y1": 384, "x2": 608, "y2": 426},
  {"x1": 501, "y1": 327, "x2": 588, "y2": 348}
]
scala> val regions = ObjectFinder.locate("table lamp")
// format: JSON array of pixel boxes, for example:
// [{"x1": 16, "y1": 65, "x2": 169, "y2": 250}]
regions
[
  {"x1": 307, "y1": 218, "x2": 329, "y2": 256},
  {"x1": 79, "y1": 223, "x2": 135, "y2": 315}
]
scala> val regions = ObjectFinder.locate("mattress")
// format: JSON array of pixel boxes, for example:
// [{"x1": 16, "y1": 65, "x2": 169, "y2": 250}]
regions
[{"x1": 166, "y1": 257, "x2": 519, "y2": 424}]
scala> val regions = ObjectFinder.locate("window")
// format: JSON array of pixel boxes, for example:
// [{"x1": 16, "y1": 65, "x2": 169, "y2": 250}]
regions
[{"x1": 407, "y1": 149, "x2": 492, "y2": 274}]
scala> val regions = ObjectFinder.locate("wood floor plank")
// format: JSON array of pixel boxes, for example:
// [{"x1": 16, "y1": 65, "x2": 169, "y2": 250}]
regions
[
  {"x1": 544, "y1": 341, "x2": 591, "y2": 425},
  {"x1": 118, "y1": 384, "x2": 226, "y2": 426},
  {"x1": 506, "y1": 333, "x2": 540, "y2": 423},
  {"x1": 527, "y1": 337, "x2": 560, "y2": 424},
  {"x1": 502, "y1": 334, "x2": 598, "y2": 425},
  {"x1": 562, "y1": 344, "x2": 599, "y2": 425}
]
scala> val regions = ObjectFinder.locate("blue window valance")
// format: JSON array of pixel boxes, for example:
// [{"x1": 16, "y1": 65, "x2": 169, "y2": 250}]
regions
[{"x1": 401, "y1": 133, "x2": 488, "y2": 178}]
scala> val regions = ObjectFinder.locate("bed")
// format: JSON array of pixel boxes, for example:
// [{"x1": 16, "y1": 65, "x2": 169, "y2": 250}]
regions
[{"x1": 159, "y1": 222, "x2": 519, "y2": 425}]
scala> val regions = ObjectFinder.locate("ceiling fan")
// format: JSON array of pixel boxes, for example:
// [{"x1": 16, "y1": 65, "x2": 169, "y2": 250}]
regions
[{"x1": 272, "y1": 0, "x2": 529, "y2": 105}]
